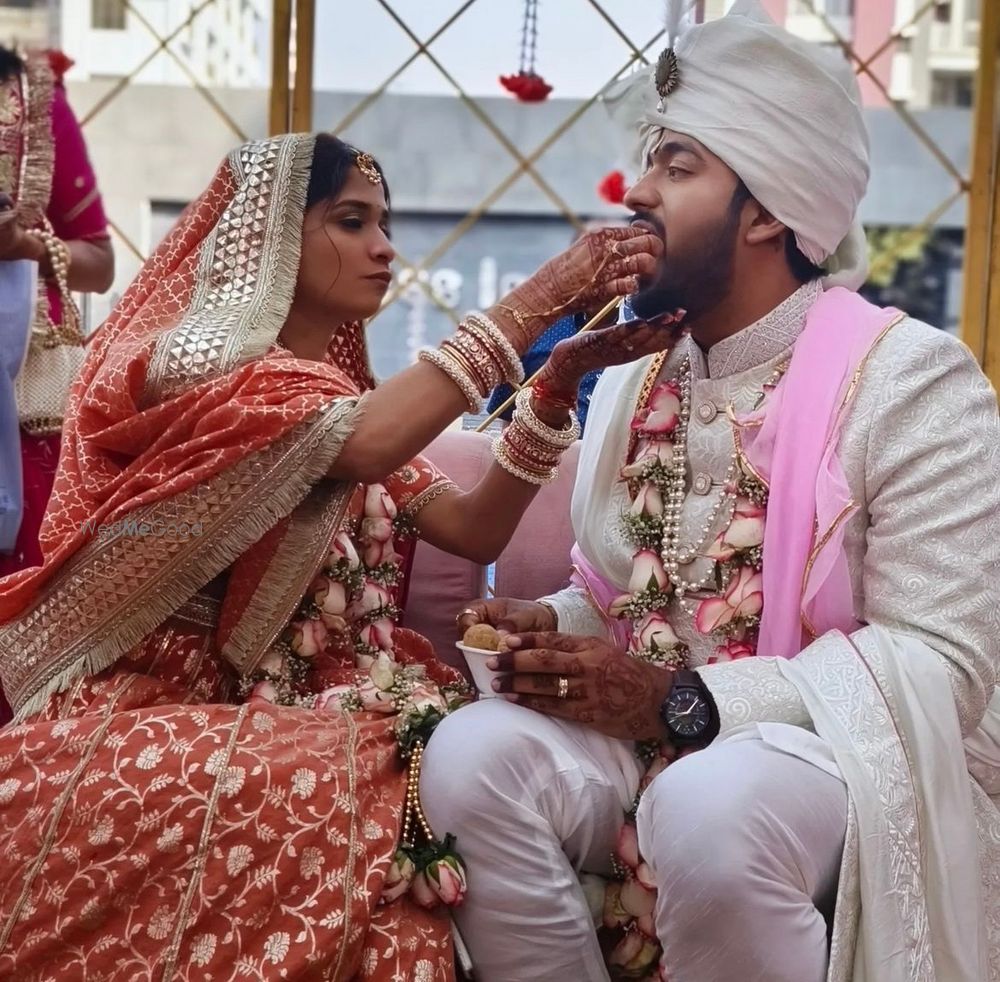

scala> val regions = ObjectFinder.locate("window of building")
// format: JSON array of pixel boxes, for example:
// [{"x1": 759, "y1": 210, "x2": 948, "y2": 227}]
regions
[
  {"x1": 934, "y1": 2, "x2": 952, "y2": 24},
  {"x1": 930, "y1": 71, "x2": 974, "y2": 107},
  {"x1": 92, "y1": 0, "x2": 126, "y2": 30}
]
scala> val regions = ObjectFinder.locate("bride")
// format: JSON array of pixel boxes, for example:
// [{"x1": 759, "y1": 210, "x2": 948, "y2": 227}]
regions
[{"x1": 0, "y1": 132, "x2": 674, "y2": 979}]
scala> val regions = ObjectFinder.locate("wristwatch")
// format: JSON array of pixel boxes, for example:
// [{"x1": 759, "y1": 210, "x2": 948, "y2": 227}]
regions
[{"x1": 658, "y1": 670, "x2": 720, "y2": 747}]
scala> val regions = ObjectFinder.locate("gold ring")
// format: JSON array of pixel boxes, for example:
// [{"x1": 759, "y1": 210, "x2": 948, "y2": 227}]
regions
[
  {"x1": 557, "y1": 676, "x2": 569, "y2": 699},
  {"x1": 456, "y1": 608, "x2": 478, "y2": 624}
]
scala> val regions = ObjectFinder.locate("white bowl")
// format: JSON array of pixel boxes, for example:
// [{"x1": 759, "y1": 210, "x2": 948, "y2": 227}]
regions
[{"x1": 455, "y1": 641, "x2": 502, "y2": 698}]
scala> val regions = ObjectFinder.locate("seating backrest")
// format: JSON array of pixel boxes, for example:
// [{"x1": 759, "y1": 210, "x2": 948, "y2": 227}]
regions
[{"x1": 405, "y1": 429, "x2": 578, "y2": 669}]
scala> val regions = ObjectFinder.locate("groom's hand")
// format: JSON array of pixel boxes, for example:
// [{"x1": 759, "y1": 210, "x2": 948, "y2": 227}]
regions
[
  {"x1": 490, "y1": 632, "x2": 674, "y2": 741},
  {"x1": 456, "y1": 598, "x2": 557, "y2": 638}
]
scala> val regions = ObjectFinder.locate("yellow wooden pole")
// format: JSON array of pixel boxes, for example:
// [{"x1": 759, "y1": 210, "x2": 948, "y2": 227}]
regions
[
  {"x1": 292, "y1": 0, "x2": 316, "y2": 132},
  {"x1": 983, "y1": 138, "x2": 1000, "y2": 391},
  {"x1": 960, "y1": 0, "x2": 999, "y2": 371},
  {"x1": 269, "y1": 0, "x2": 293, "y2": 135}
]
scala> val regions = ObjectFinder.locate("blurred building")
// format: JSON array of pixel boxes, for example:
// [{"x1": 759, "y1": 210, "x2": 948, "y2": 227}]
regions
[
  {"x1": 61, "y1": 0, "x2": 268, "y2": 87},
  {"x1": 721, "y1": 0, "x2": 980, "y2": 108},
  {"x1": 0, "y1": 0, "x2": 54, "y2": 48}
]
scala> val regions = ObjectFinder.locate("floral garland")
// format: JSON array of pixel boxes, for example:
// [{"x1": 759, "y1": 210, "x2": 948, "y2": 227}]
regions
[
  {"x1": 241, "y1": 483, "x2": 473, "y2": 910},
  {"x1": 598, "y1": 355, "x2": 781, "y2": 980}
]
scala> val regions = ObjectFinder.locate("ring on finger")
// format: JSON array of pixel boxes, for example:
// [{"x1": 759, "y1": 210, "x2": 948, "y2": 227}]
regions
[
  {"x1": 557, "y1": 676, "x2": 569, "y2": 699},
  {"x1": 456, "y1": 608, "x2": 478, "y2": 624}
]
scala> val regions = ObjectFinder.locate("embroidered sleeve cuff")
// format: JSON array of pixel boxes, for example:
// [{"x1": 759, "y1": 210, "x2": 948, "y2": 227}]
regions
[
  {"x1": 696, "y1": 657, "x2": 811, "y2": 733},
  {"x1": 537, "y1": 585, "x2": 610, "y2": 639}
]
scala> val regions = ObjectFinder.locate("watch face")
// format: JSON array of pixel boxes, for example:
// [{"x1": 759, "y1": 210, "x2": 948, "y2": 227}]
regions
[{"x1": 665, "y1": 687, "x2": 711, "y2": 739}]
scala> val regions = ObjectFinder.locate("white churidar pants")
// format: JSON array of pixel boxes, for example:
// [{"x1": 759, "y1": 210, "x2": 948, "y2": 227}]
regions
[{"x1": 421, "y1": 699, "x2": 847, "y2": 982}]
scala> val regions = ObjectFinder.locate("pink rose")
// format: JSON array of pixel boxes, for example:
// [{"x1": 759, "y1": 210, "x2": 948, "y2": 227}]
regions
[
  {"x1": 358, "y1": 617, "x2": 395, "y2": 652},
  {"x1": 361, "y1": 516, "x2": 394, "y2": 545},
  {"x1": 631, "y1": 380, "x2": 682, "y2": 435},
  {"x1": 709, "y1": 639, "x2": 756, "y2": 664},
  {"x1": 635, "y1": 862, "x2": 656, "y2": 890},
  {"x1": 327, "y1": 530, "x2": 360, "y2": 570},
  {"x1": 694, "y1": 566, "x2": 763, "y2": 635},
  {"x1": 620, "y1": 876, "x2": 657, "y2": 918},
  {"x1": 608, "y1": 593, "x2": 633, "y2": 620},
  {"x1": 314, "y1": 684, "x2": 355, "y2": 712},
  {"x1": 616, "y1": 822, "x2": 640, "y2": 870},
  {"x1": 602, "y1": 882, "x2": 630, "y2": 930},
  {"x1": 726, "y1": 496, "x2": 765, "y2": 549},
  {"x1": 365, "y1": 483, "x2": 398, "y2": 521},
  {"x1": 621, "y1": 439, "x2": 675, "y2": 479},
  {"x1": 313, "y1": 576, "x2": 349, "y2": 617},
  {"x1": 249, "y1": 680, "x2": 279, "y2": 703},
  {"x1": 426, "y1": 855, "x2": 467, "y2": 907},
  {"x1": 704, "y1": 530, "x2": 736, "y2": 563},
  {"x1": 608, "y1": 931, "x2": 660, "y2": 974},
  {"x1": 380, "y1": 849, "x2": 416, "y2": 904},
  {"x1": 407, "y1": 682, "x2": 448, "y2": 715},
  {"x1": 289, "y1": 618, "x2": 329, "y2": 658},
  {"x1": 369, "y1": 651, "x2": 397, "y2": 690},
  {"x1": 410, "y1": 870, "x2": 438, "y2": 909},
  {"x1": 357, "y1": 679, "x2": 396, "y2": 713},
  {"x1": 350, "y1": 580, "x2": 392, "y2": 620},
  {"x1": 364, "y1": 536, "x2": 401, "y2": 570},
  {"x1": 629, "y1": 482, "x2": 664, "y2": 519},
  {"x1": 258, "y1": 650, "x2": 286, "y2": 676},
  {"x1": 634, "y1": 612, "x2": 680, "y2": 653},
  {"x1": 628, "y1": 549, "x2": 669, "y2": 595}
]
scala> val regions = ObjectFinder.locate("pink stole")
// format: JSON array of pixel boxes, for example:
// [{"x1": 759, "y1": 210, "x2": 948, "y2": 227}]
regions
[{"x1": 573, "y1": 287, "x2": 903, "y2": 658}]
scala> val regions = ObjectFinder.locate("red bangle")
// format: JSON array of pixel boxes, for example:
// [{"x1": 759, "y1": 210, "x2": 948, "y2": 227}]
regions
[{"x1": 531, "y1": 378, "x2": 577, "y2": 410}]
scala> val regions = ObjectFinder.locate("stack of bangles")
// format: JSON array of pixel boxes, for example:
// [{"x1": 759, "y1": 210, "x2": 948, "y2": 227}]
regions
[
  {"x1": 418, "y1": 312, "x2": 525, "y2": 411},
  {"x1": 492, "y1": 386, "x2": 580, "y2": 486},
  {"x1": 418, "y1": 312, "x2": 580, "y2": 485}
]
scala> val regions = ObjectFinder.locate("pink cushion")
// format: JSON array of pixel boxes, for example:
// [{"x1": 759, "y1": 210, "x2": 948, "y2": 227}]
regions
[
  {"x1": 494, "y1": 441, "x2": 578, "y2": 600},
  {"x1": 407, "y1": 430, "x2": 578, "y2": 668},
  {"x1": 404, "y1": 431, "x2": 491, "y2": 670}
]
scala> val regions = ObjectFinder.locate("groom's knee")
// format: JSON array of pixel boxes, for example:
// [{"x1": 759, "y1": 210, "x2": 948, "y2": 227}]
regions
[{"x1": 421, "y1": 699, "x2": 540, "y2": 823}]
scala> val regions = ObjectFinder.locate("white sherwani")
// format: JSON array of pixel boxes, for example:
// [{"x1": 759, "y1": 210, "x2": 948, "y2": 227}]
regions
[{"x1": 423, "y1": 285, "x2": 1000, "y2": 982}]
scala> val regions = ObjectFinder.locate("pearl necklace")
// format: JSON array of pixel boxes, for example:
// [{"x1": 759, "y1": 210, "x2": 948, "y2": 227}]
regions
[{"x1": 659, "y1": 358, "x2": 739, "y2": 605}]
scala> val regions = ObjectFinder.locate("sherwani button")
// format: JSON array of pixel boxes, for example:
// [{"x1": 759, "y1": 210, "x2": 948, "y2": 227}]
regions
[
  {"x1": 693, "y1": 473, "x2": 712, "y2": 495},
  {"x1": 697, "y1": 402, "x2": 718, "y2": 423}
]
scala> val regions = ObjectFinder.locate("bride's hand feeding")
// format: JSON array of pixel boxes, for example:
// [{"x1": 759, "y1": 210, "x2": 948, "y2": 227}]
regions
[
  {"x1": 533, "y1": 310, "x2": 686, "y2": 406},
  {"x1": 493, "y1": 226, "x2": 663, "y2": 349}
]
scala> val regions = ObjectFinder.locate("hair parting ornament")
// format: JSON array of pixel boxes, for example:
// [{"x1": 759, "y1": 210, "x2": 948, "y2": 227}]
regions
[{"x1": 354, "y1": 151, "x2": 382, "y2": 186}]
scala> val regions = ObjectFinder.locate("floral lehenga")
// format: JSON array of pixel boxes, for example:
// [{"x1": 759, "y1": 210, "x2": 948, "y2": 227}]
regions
[{"x1": 0, "y1": 135, "x2": 468, "y2": 979}]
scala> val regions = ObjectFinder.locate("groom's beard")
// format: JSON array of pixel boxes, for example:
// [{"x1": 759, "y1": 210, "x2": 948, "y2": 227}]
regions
[{"x1": 629, "y1": 204, "x2": 742, "y2": 322}]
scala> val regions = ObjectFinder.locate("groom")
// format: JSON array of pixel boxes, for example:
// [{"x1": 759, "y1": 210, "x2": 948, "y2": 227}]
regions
[{"x1": 422, "y1": 3, "x2": 1000, "y2": 981}]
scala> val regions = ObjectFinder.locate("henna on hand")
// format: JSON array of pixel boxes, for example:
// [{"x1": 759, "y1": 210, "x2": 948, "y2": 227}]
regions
[{"x1": 488, "y1": 226, "x2": 663, "y2": 350}]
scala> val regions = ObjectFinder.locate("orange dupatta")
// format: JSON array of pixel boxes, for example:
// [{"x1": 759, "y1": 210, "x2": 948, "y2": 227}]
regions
[{"x1": 0, "y1": 134, "x2": 365, "y2": 716}]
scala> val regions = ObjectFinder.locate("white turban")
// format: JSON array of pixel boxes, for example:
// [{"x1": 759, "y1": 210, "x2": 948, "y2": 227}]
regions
[{"x1": 605, "y1": 0, "x2": 870, "y2": 289}]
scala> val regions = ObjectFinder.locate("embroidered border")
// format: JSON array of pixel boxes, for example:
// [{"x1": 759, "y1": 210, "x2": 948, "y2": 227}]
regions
[
  {"x1": 221, "y1": 480, "x2": 354, "y2": 675},
  {"x1": 145, "y1": 135, "x2": 314, "y2": 404},
  {"x1": 1, "y1": 399, "x2": 357, "y2": 716},
  {"x1": 161, "y1": 703, "x2": 250, "y2": 978}
]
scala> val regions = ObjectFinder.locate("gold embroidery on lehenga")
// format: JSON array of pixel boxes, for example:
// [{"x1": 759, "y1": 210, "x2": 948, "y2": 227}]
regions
[
  {"x1": 161, "y1": 703, "x2": 250, "y2": 978},
  {"x1": 0, "y1": 675, "x2": 132, "y2": 950},
  {"x1": 332, "y1": 710, "x2": 361, "y2": 980}
]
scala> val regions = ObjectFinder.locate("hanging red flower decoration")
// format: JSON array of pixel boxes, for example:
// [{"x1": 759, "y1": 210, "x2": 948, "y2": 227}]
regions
[
  {"x1": 598, "y1": 170, "x2": 628, "y2": 205},
  {"x1": 501, "y1": 1, "x2": 552, "y2": 102},
  {"x1": 47, "y1": 50, "x2": 75, "y2": 81},
  {"x1": 499, "y1": 72, "x2": 553, "y2": 103}
]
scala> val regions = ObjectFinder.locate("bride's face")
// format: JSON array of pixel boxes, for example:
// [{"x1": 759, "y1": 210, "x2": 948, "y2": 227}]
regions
[{"x1": 295, "y1": 167, "x2": 394, "y2": 324}]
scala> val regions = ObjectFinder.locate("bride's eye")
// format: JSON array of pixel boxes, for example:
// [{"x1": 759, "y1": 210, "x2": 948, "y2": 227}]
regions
[{"x1": 340, "y1": 218, "x2": 363, "y2": 231}]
